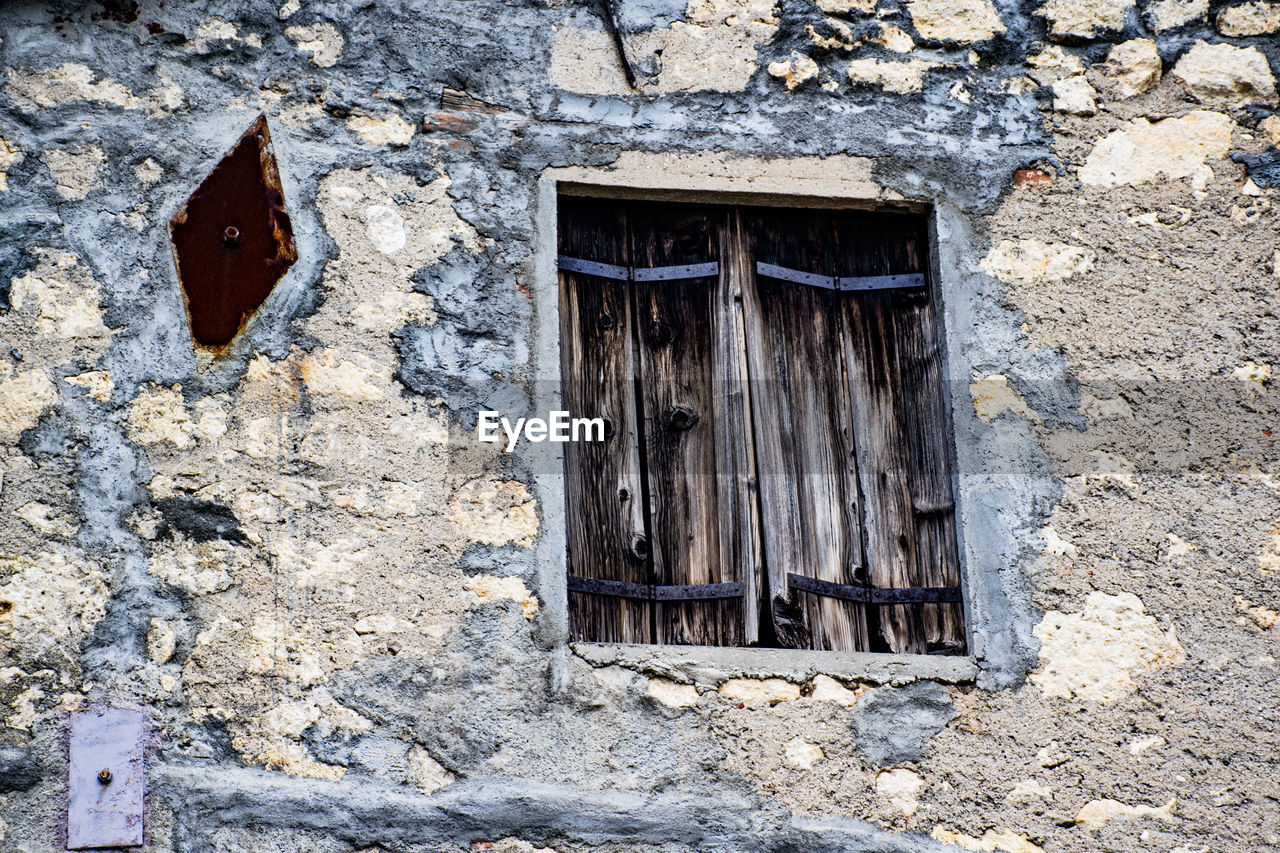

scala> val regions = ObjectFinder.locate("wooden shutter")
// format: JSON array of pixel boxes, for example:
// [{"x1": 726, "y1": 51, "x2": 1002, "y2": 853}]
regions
[
  {"x1": 835, "y1": 212, "x2": 965, "y2": 655},
  {"x1": 630, "y1": 204, "x2": 755, "y2": 646},
  {"x1": 741, "y1": 209, "x2": 869, "y2": 652},
  {"x1": 559, "y1": 198, "x2": 651, "y2": 644}
]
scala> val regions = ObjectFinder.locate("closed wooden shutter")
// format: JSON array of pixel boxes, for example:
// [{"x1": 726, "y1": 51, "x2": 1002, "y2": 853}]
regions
[
  {"x1": 742, "y1": 209, "x2": 868, "y2": 651},
  {"x1": 558, "y1": 198, "x2": 650, "y2": 644},
  {"x1": 630, "y1": 204, "x2": 755, "y2": 646},
  {"x1": 835, "y1": 211, "x2": 965, "y2": 654},
  {"x1": 559, "y1": 198, "x2": 964, "y2": 654}
]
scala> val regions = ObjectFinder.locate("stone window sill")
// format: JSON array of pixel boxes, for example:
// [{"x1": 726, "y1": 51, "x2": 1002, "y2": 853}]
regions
[{"x1": 572, "y1": 642, "x2": 977, "y2": 688}]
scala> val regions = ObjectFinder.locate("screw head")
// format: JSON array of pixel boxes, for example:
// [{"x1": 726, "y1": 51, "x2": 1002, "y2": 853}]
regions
[
  {"x1": 222, "y1": 226, "x2": 241, "y2": 247},
  {"x1": 97, "y1": 768, "x2": 112, "y2": 785}
]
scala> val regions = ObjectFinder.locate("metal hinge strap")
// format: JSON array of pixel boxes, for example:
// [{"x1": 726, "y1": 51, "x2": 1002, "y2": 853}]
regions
[
  {"x1": 558, "y1": 256, "x2": 719, "y2": 282},
  {"x1": 756, "y1": 262, "x2": 926, "y2": 292},
  {"x1": 568, "y1": 575, "x2": 744, "y2": 600},
  {"x1": 787, "y1": 573, "x2": 961, "y2": 604}
]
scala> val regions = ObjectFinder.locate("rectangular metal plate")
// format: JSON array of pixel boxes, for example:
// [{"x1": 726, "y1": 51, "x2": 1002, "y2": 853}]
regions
[
  {"x1": 69, "y1": 708, "x2": 146, "y2": 849},
  {"x1": 631, "y1": 261, "x2": 719, "y2": 281},
  {"x1": 557, "y1": 255, "x2": 629, "y2": 280},
  {"x1": 756, "y1": 261, "x2": 836, "y2": 290},
  {"x1": 837, "y1": 273, "x2": 926, "y2": 291}
]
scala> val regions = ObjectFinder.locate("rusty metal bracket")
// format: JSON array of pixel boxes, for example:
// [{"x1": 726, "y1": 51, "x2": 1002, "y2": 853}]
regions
[
  {"x1": 787, "y1": 573, "x2": 961, "y2": 604},
  {"x1": 68, "y1": 707, "x2": 147, "y2": 849},
  {"x1": 169, "y1": 114, "x2": 297, "y2": 351},
  {"x1": 568, "y1": 575, "x2": 744, "y2": 600}
]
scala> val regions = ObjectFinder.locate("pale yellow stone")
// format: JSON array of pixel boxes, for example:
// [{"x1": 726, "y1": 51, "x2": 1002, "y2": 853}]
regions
[
  {"x1": 408, "y1": 745, "x2": 455, "y2": 793},
  {"x1": 6, "y1": 62, "x2": 139, "y2": 112},
  {"x1": 1171, "y1": 42, "x2": 1277, "y2": 105},
  {"x1": 278, "y1": 0, "x2": 301, "y2": 18},
  {"x1": 807, "y1": 673, "x2": 857, "y2": 705},
  {"x1": 876, "y1": 768, "x2": 923, "y2": 816},
  {"x1": 806, "y1": 18, "x2": 858, "y2": 50},
  {"x1": 981, "y1": 239, "x2": 1095, "y2": 284},
  {"x1": 1032, "y1": 592, "x2": 1186, "y2": 703},
  {"x1": 931, "y1": 827, "x2": 1044, "y2": 853},
  {"x1": 300, "y1": 350, "x2": 392, "y2": 399},
  {"x1": 450, "y1": 479, "x2": 538, "y2": 548},
  {"x1": 1261, "y1": 115, "x2": 1280, "y2": 146},
  {"x1": 0, "y1": 366, "x2": 57, "y2": 442},
  {"x1": 768, "y1": 52, "x2": 819, "y2": 91},
  {"x1": 14, "y1": 502, "x2": 75, "y2": 538},
  {"x1": 0, "y1": 138, "x2": 22, "y2": 192},
  {"x1": 872, "y1": 24, "x2": 915, "y2": 52},
  {"x1": 286, "y1": 22, "x2": 344, "y2": 67},
  {"x1": 1040, "y1": 526, "x2": 1077, "y2": 558},
  {"x1": 846, "y1": 58, "x2": 939, "y2": 93},
  {"x1": 1165, "y1": 534, "x2": 1196, "y2": 558},
  {"x1": 1025, "y1": 45, "x2": 1084, "y2": 86},
  {"x1": 1074, "y1": 797, "x2": 1175, "y2": 831},
  {"x1": 906, "y1": 0, "x2": 1004, "y2": 43},
  {"x1": 1052, "y1": 76, "x2": 1097, "y2": 115},
  {"x1": 970, "y1": 375, "x2": 1039, "y2": 423},
  {"x1": 1097, "y1": 39, "x2": 1161, "y2": 99},
  {"x1": 815, "y1": 0, "x2": 875, "y2": 11},
  {"x1": 64, "y1": 370, "x2": 113, "y2": 402},
  {"x1": 351, "y1": 613, "x2": 414, "y2": 635},
  {"x1": 346, "y1": 113, "x2": 415, "y2": 146},
  {"x1": 719, "y1": 677, "x2": 800, "y2": 703},
  {"x1": 0, "y1": 550, "x2": 110, "y2": 663},
  {"x1": 129, "y1": 384, "x2": 197, "y2": 449},
  {"x1": 550, "y1": 0, "x2": 780, "y2": 95},
  {"x1": 149, "y1": 537, "x2": 241, "y2": 596},
  {"x1": 647, "y1": 678, "x2": 700, "y2": 707},
  {"x1": 186, "y1": 18, "x2": 244, "y2": 53},
  {"x1": 1236, "y1": 595, "x2": 1279, "y2": 629},
  {"x1": 466, "y1": 575, "x2": 540, "y2": 619},
  {"x1": 1145, "y1": 0, "x2": 1207, "y2": 30},
  {"x1": 1234, "y1": 360, "x2": 1271, "y2": 391},
  {"x1": 1008, "y1": 778, "x2": 1053, "y2": 802},
  {"x1": 1037, "y1": 0, "x2": 1134, "y2": 38},
  {"x1": 1078, "y1": 110, "x2": 1233, "y2": 187},
  {"x1": 147, "y1": 618, "x2": 177, "y2": 664},
  {"x1": 9, "y1": 251, "x2": 111, "y2": 342},
  {"x1": 785, "y1": 738, "x2": 825, "y2": 770},
  {"x1": 42, "y1": 145, "x2": 104, "y2": 200},
  {"x1": 1217, "y1": 1, "x2": 1280, "y2": 35},
  {"x1": 1125, "y1": 734, "x2": 1165, "y2": 754}
]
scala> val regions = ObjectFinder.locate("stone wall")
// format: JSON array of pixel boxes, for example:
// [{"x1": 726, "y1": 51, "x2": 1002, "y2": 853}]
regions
[{"x1": 0, "y1": 0, "x2": 1277, "y2": 851}]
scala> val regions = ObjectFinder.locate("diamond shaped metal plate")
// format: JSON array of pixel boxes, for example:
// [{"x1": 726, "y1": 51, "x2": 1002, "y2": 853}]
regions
[
  {"x1": 68, "y1": 707, "x2": 147, "y2": 849},
  {"x1": 168, "y1": 114, "x2": 297, "y2": 349}
]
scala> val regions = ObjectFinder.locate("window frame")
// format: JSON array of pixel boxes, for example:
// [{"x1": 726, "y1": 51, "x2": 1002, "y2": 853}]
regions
[{"x1": 531, "y1": 173, "x2": 985, "y2": 684}]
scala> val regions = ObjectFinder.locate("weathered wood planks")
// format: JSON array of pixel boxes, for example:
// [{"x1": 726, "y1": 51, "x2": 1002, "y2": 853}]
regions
[{"x1": 558, "y1": 199, "x2": 965, "y2": 655}]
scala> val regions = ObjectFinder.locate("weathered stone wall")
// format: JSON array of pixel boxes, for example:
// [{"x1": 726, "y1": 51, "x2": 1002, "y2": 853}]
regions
[{"x1": 0, "y1": 0, "x2": 1277, "y2": 851}]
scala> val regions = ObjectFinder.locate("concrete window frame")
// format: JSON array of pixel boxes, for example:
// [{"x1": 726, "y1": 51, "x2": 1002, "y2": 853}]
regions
[{"x1": 531, "y1": 153, "x2": 1028, "y2": 688}]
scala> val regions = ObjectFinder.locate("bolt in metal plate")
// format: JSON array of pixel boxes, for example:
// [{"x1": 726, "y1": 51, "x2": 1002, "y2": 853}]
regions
[
  {"x1": 68, "y1": 708, "x2": 147, "y2": 849},
  {"x1": 169, "y1": 113, "x2": 297, "y2": 350}
]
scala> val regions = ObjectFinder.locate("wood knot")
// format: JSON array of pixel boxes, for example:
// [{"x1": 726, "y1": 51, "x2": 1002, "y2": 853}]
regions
[
  {"x1": 666, "y1": 404, "x2": 700, "y2": 432},
  {"x1": 629, "y1": 533, "x2": 650, "y2": 562}
]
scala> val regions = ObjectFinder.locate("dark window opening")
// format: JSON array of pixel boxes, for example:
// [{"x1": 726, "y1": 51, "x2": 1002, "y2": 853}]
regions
[{"x1": 558, "y1": 197, "x2": 965, "y2": 655}]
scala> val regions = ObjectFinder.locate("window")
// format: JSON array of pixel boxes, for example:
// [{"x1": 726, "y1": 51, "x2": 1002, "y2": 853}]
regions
[{"x1": 557, "y1": 197, "x2": 965, "y2": 656}]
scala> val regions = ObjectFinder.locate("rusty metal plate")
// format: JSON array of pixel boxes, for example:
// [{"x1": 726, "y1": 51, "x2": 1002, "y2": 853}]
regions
[
  {"x1": 169, "y1": 114, "x2": 297, "y2": 349},
  {"x1": 68, "y1": 707, "x2": 147, "y2": 849}
]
